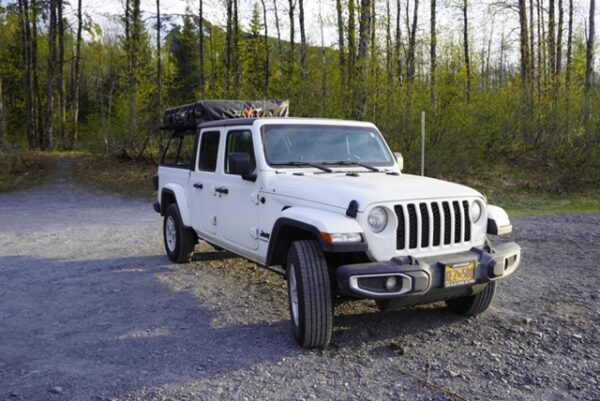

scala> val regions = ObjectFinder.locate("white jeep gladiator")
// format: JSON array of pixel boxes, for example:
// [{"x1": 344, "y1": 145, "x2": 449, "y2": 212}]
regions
[{"x1": 154, "y1": 100, "x2": 521, "y2": 348}]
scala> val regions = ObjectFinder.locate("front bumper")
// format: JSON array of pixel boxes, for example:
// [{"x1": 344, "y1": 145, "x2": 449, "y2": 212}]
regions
[{"x1": 336, "y1": 242, "x2": 521, "y2": 300}]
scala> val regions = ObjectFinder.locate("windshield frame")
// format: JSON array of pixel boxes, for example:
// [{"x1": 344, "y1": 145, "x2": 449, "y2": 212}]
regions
[{"x1": 260, "y1": 123, "x2": 396, "y2": 169}]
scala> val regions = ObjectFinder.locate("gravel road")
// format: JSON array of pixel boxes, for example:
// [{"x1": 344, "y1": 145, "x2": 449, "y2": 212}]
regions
[{"x1": 0, "y1": 171, "x2": 599, "y2": 401}]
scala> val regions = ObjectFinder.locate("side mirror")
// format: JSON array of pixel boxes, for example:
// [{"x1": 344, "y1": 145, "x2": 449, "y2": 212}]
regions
[
  {"x1": 228, "y1": 152, "x2": 256, "y2": 181},
  {"x1": 394, "y1": 152, "x2": 404, "y2": 171}
]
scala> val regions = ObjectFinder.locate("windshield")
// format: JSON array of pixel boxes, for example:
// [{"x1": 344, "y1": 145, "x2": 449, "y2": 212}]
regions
[{"x1": 262, "y1": 125, "x2": 394, "y2": 167}]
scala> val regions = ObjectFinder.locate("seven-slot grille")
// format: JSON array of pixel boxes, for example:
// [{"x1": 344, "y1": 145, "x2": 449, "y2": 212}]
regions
[{"x1": 394, "y1": 200, "x2": 472, "y2": 250}]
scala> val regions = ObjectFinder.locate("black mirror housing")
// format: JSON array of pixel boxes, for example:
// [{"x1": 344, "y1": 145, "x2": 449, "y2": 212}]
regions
[{"x1": 228, "y1": 153, "x2": 256, "y2": 181}]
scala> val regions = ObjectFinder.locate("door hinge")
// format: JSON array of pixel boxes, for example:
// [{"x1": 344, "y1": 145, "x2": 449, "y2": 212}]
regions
[
  {"x1": 249, "y1": 227, "x2": 259, "y2": 239},
  {"x1": 250, "y1": 192, "x2": 260, "y2": 205},
  {"x1": 210, "y1": 215, "x2": 217, "y2": 226}
]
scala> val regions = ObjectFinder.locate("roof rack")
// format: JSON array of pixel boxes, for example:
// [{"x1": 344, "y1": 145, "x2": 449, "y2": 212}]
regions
[{"x1": 161, "y1": 99, "x2": 289, "y2": 130}]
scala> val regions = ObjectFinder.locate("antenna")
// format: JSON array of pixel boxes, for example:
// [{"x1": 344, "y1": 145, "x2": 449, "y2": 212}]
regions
[{"x1": 421, "y1": 111, "x2": 426, "y2": 176}]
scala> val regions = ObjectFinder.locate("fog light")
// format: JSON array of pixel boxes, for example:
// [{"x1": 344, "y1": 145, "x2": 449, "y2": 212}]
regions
[{"x1": 385, "y1": 276, "x2": 397, "y2": 291}]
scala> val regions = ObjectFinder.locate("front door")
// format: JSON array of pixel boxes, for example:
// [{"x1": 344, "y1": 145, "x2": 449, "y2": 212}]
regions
[
  {"x1": 218, "y1": 128, "x2": 260, "y2": 251},
  {"x1": 190, "y1": 129, "x2": 221, "y2": 236}
]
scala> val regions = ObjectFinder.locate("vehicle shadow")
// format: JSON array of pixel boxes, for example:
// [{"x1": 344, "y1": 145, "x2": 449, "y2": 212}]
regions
[{"x1": 0, "y1": 253, "x2": 471, "y2": 400}]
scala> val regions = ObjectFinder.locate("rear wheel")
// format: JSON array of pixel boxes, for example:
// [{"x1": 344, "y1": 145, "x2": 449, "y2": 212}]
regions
[
  {"x1": 163, "y1": 203, "x2": 196, "y2": 263},
  {"x1": 286, "y1": 240, "x2": 333, "y2": 348},
  {"x1": 446, "y1": 282, "x2": 497, "y2": 315}
]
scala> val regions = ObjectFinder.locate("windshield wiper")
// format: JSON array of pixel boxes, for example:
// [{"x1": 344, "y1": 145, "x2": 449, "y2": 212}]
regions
[
  {"x1": 271, "y1": 161, "x2": 333, "y2": 173},
  {"x1": 322, "y1": 160, "x2": 380, "y2": 172}
]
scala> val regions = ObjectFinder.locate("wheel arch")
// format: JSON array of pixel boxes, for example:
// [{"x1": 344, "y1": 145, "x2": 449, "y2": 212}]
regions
[
  {"x1": 160, "y1": 184, "x2": 192, "y2": 227},
  {"x1": 265, "y1": 212, "x2": 367, "y2": 269}
]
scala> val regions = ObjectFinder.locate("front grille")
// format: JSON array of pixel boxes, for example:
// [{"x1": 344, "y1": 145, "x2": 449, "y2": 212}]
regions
[{"x1": 395, "y1": 200, "x2": 473, "y2": 250}]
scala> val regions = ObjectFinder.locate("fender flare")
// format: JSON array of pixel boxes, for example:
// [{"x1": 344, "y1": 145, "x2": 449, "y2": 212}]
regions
[
  {"x1": 161, "y1": 184, "x2": 192, "y2": 227},
  {"x1": 487, "y1": 205, "x2": 512, "y2": 235},
  {"x1": 265, "y1": 207, "x2": 367, "y2": 267}
]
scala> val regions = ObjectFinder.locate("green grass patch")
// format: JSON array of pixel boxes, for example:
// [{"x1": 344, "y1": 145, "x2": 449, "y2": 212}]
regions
[{"x1": 487, "y1": 189, "x2": 600, "y2": 217}]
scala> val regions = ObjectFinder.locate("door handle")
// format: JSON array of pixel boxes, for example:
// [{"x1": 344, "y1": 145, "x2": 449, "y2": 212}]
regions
[
  {"x1": 193, "y1": 182, "x2": 203, "y2": 189},
  {"x1": 215, "y1": 186, "x2": 229, "y2": 195}
]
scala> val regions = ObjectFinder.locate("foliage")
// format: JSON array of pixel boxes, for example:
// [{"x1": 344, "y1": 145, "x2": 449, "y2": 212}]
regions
[{"x1": 0, "y1": 0, "x2": 598, "y2": 193}]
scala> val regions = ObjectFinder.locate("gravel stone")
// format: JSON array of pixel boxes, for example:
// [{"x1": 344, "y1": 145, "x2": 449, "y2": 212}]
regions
[{"x1": 0, "y1": 167, "x2": 599, "y2": 401}]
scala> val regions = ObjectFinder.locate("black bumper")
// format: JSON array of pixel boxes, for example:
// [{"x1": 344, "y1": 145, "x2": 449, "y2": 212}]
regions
[{"x1": 336, "y1": 242, "x2": 521, "y2": 300}]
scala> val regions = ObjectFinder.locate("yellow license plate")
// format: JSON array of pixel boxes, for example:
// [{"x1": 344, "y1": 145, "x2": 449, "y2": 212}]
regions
[{"x1": 444, "y1": 262, "x2": 476, "y2": 287}]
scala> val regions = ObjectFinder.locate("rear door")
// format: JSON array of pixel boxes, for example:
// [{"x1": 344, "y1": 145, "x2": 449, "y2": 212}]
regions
[
  {"x1": 189, "y1": 129, "x2": 222, "y2": 236},
  {"x1": 217, "y1": 128, "x2": 260, "y2": 251}
]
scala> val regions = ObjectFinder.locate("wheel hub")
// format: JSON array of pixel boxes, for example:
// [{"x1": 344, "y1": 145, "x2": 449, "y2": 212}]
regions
[{"x1": 165, "y1": 216, "x2": 177, "y2": 252}]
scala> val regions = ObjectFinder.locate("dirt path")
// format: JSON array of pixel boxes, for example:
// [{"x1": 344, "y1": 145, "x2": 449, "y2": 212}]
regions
[{"x1": 0, "y1": 167, "x2": 598, "y2": 401}]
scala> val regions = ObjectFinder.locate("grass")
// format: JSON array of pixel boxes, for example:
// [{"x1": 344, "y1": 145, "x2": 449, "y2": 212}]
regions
[
  {"x1": 486, "y1": 189, "x2": 600, "y2": 217},
  {"x1": 0, "y1": 151, "x2": 58, "y2": 193},
  {"x1": 72, "y1": 155, "x2": 157, "y2": 199}
]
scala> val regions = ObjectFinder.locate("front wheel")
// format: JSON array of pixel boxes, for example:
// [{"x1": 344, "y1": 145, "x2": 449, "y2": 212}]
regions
[
  {"x1": 446, "y1": 281, "x2": 497, "y2": 315},
  {"x1": 286, "y1": 240, "x2": 333, "y2": 348},
  {"x1": 163, "y1": 203, "x2": 196, "y2": 263}
]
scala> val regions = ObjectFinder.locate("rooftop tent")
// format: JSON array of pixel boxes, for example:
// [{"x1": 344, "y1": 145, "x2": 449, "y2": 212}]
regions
[{"x1": 162, "y1": 100, "x2": 289, "y2": 130}]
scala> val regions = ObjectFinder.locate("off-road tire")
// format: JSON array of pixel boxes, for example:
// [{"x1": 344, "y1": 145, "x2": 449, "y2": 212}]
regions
[
  {"x1": 286, "y1": 240, "x2": 333, "y2": 348},
  {"x1": 163, "y1": 203, "x2": 196, "y2": 263},
  {"x1": 446, "y1": 281, "x2": 497, "y2": 316}
]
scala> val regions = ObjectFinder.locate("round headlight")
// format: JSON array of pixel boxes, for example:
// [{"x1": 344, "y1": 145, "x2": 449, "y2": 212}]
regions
[
  {"x1": 470, "y1": 201, "x2": 483, "y2": 223},
  {"x1": 368, "y1": 207, "x2": 388, "y2": 233}
]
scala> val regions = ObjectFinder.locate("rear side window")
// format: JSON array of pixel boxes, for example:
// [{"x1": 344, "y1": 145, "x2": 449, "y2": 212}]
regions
[
  {"x1": 161, "y1": 131, "x2": 195, "y2": 168},
  {"x1": 198, "y1": 131, "x2": 220, "y2": 172}
]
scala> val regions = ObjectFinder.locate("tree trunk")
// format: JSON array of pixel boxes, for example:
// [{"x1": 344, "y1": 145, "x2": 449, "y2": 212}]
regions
[
  {"x1": 386, "y1": 0, "x2": 392, "y2": 89},
  {"x1": 273, "y1": 0, "x2": 283, "y2": 60},
  {"x1": 406, "y1": 0, "x2": 418, "y2": 83},
  {"x1": 72, "y1": 0, "x2": 82, "y2": 149},
  {"x1": 58, "y1": 0, "x2": 65, "y2": 149},
  {"x1": 529, "y1": 0, "x2": 535, "y2": 81},
  {"x1": 430, "y1": 0, "x2": 436, "y2": 104},
  {"x1": 233, "y1": 0, "x2": 240, "y2": 97},
  {"x1": 127, "y1": 0, "x2": 141, "y2": 146},
  {"x1": 556, "y1": 0, "x2": 563, "y2": 74},
  {"x1": 565, "y1": 0, "x2": 573, "y2": 92},
  {"x1": 198, "y1": 0, "x2": 204, "y2": 96},
  {"x1": 462, "y1": 0, "x2": 471, "y2": 102},
  {"x1": 18, "y1": 0, "x2": 36, "y2": 149},
  {"x1": 288, "y1": 0, "x2": 296, "y2": 79},
  {"x1": 354, "y1": 0, "x2": 371, "y2": 120},
  {"x1": 395, "y1": 0, "x2": 402, "y2": 81},
  {"x1": 548, "y1": 0, "x2": 556, "y2": 77},
  {"x1": 31, "y1": 0, "x2": 42, "y2": 148},
  {"x1": 156, "y1": 0, "x2": 163, "y2": 112},
  {"x1": 536, "y1": 0, "x2": 543, "y2": 94},
  {"x1": 584, "y1": 0, "x2": 595, "y2": 135},
  {"x1": 260, "y1": 0, "x2": 269, "y2": 94},
  {"x1": 46, "y1": 0, "x2": 57, "y2": 150},
  {"x1": 348, "y1": 0, "x2": 357, "y2": 88},
  {"x1": 336, "y1": 0, "x2": 346, "y2": 84},
  {"x1": 299, "y1": 0, "x2": 307, "y2": 80},
  {"x1": 518, "y1": 0, "x2": 531, "y2": 84},
  {"x1": 225, "y1": 0, "x2": 232, "y2": 95}
]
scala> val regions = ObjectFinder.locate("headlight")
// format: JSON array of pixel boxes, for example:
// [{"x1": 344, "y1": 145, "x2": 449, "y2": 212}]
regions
[
  {"x1": 470, "y1": 200, "x2": 483, "y2": 223},
  {"x1": 367, "y1": 207, "x2": 388, "y2": 233}
]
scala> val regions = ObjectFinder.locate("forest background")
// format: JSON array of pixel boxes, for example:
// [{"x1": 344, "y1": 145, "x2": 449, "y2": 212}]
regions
[{"x1": 0, "y1": 0, "x2": 599, "y2": 206}]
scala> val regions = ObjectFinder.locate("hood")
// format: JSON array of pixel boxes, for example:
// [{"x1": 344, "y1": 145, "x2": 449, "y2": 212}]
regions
[{"x1": 264, "y1": 172, "x2": 483, "y2": 212}]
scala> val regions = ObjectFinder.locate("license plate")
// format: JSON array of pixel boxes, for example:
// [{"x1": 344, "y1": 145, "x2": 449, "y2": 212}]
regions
[{"x1": 444, "y1": 262, "x2": 476, "y2": 287}]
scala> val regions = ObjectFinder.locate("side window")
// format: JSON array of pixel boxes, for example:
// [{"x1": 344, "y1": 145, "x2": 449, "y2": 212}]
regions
[
  {"x1": 161, "y1": 131, "x2": 195, "y2": 168},
  {"x1": 198, "y1": 131, "x2": 220, "y2": 172},
  {"x1": 225, "y1": 130, "x2": 256, "y2": 174}
]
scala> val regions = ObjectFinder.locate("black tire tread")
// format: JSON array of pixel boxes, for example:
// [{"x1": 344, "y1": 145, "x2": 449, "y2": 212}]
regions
[
  {"x1": 289, "y1": 240, "x2": 333, "y2": 348},
  {"x1": 164, "y1": 203, "x2": 196, "y2": 263},
  {"x1": 447, "y1": 281, "x2": 497, "y2": 316}
]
